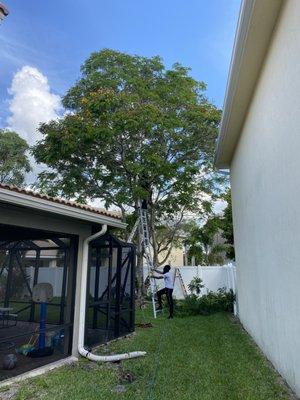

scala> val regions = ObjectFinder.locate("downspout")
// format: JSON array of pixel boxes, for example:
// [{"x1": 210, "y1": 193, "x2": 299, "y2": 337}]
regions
[{"x1": 78, "y1": 224, "x2": 146, "y2": 362}]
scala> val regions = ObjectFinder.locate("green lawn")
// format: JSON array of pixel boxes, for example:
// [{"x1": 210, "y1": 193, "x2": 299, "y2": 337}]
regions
[{"x1": 7, "y1": 308, "x2": 295, "y2": 400}]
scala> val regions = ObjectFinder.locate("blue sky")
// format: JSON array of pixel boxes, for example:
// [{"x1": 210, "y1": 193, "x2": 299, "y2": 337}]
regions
[{"x1": 0, "y1": 0, "x2": 240, "y2": 142}]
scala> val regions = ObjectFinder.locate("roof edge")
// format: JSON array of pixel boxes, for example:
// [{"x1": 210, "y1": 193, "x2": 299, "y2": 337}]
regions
[
  {"x1": 215, "y1": 0, "x2": 283, "y2": 169},
  {"x1": 0, "y1": 187, "x2": 126, "y2": 229}
]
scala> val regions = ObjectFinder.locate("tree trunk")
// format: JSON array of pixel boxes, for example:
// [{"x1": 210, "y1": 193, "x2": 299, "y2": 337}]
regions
[{"x1": 149, "y1": 206, "x2": 159, "y2": 268}]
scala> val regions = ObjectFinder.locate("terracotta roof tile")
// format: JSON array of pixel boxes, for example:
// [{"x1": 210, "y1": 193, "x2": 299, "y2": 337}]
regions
[{"x1": 0, "y1": 183, "x2": 122, "y2": 220}]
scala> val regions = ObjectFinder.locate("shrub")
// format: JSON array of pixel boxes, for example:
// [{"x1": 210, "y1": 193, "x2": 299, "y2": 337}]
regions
[
  {"x1": 177, "y1": 287, "x2": 235, "y2": 317},
  {"x1": 188, "y1": 277, "x2": 205, "y2": 295},
  {"x1": 177, "y1": 294, "x2": 199, "y2": 316}
]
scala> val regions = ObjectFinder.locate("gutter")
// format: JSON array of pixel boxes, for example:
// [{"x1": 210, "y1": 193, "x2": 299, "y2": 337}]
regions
[
  {"x1": 214, "y1": 0, "x2": 256, "y2": 169},
  {"x1": 78, "y1": 225, "x2": 146, "y2": 362},
  {"x1": 214, "y1": 0, "x2": 283, "y2": 169}
]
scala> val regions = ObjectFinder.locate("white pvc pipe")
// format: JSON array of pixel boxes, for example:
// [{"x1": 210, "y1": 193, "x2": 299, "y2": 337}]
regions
[{"x1": 78, "y1": 225, "x2": 146, "y2": 362}]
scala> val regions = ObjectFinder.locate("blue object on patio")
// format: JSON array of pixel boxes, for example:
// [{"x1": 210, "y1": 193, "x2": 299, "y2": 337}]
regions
[{"x1": 28, "y1": 283, "x2": 54, "y2": 358}]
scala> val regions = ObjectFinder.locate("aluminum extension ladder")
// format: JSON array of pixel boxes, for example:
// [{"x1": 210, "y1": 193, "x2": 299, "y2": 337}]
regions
[
  {"x1": 175, "y1": 268, "x2": 187, "y2": 298},
  {"x1": 128, "y1": 201, "x2": 159, "y2": 318}
]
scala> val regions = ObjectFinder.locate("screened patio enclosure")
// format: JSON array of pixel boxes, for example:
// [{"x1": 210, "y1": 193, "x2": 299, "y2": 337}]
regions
[
  {"x1": 0, "y1": 224, "x2": 135, "y2": 381},
  {"x1": 85, "y1": 233, "x2": 135, "y2": 347},
  {"x1": 0, "y1": 224, "x2": 77, "y2": 381},
  {"x1": 0, "y1": 183, "x2": 130, "y2": 382}
]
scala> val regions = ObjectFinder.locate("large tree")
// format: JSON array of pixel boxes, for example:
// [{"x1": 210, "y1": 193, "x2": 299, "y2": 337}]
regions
[
  {"x1": 0, "y1": 129, "x2": 31, "y2": 186},
  {"x1": 33, "y1": 49, "x2": 221, "y2": 290}
]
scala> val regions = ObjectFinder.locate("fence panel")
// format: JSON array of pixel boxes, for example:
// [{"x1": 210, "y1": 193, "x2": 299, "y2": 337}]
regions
[{"x1": 144, "y1": 264, "x2": 236, "y2": 300}]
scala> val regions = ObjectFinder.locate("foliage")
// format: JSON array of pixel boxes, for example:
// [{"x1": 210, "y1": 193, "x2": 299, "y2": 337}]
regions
[
  {"x1": 32, "y1": 49, "x2": 222, "y2": 269},
  {"x1": 220, "y1": 189, "x2": 235, "y2": 260},
  {"x1": 117, "y1": 212, "x2": 186, "y2": 267},
  {"x1": 183, "y1": 190, "x2": 235, "y2": 264},
  {"x1": 0, "y1": 274, "x2": 6, "y2": 300},
  {"x1": 184, "y1": 217, "x2": 227, "y2": 265},
  {"x1": 0, "y1": 267, "x2": 31, "y2": 301},
  {"x1": 177, "y1": 288, "x2": 235, "y2": 317},
  {"x1": 10, "y1": 268, "x2": 31, "y2": 299},
  {"x1": 150, "y1": 218, "x2": 187, "y2": 265},
  {"x1": 188, "y1": 276, "x2": 204, "y2": 295},
  {"x1": 0, "y1": 129, "x2": 31, "y2": 186}
]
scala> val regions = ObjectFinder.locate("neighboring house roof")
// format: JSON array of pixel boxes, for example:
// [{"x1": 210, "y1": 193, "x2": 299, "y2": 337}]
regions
[
  {"x1": 214, "y1": 0, "x2": 283, "y2": 169},
  {"x1": 0, "y1": 183, "x2": 126, "y2": 229}
]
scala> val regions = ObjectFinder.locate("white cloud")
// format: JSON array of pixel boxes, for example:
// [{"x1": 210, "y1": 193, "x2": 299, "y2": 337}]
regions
[
  {"x1": 6, "y1": 65, "x2": 62, "y2": 145},
  {"x1": 5, "y1": 66, "x2": 63, "y2": 184}
]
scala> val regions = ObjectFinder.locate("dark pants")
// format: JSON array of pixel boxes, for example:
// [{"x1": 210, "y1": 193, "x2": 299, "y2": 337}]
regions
[{"x1": 157, "y1": 288, "x2": 174, "y2": 317}]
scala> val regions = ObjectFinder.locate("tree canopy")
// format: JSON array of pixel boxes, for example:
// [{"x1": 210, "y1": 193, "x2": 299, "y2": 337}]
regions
[
  {"x1": 0, "y1": 129, "x2": 31, "y2": 186},
  {"x1": 184, "y1": 189, "x2": 235, "y2": 265},
  {"x1": 33, "y1": 49, "x2": 222, "y2": 267}
]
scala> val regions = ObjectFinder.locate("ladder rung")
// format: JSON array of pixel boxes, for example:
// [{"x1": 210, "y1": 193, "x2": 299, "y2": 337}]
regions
[{"x1": 137, "y1": 202, "x2": 158, "y2": 317}]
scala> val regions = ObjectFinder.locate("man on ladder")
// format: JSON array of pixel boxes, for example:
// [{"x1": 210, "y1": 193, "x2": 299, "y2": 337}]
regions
[
  {"x1": 152, "y1": 265, "x2": 174, "y2": 319},
  {"x1": 128, "y1": 198, "x2": 175, "y2": 318}
]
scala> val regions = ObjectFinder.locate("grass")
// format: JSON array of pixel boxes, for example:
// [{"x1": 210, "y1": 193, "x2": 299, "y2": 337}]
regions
[{"x1": 7, "y1": 307, "x2": 295, "y2": 400}]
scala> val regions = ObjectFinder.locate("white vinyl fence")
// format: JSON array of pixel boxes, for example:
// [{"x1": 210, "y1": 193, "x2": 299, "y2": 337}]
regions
[
  {"x1": 26, "y1": 266, "x2": 130, "y2": 298},
  {"x1": 25, "y1": 264, "x2": 237, "y2": 310},
  {"x1": 26, "y1": 267, "x2": 64, "y2": 297},
  {"x1": 144, "y1": 264, "x2": 237, "y2": 301}
]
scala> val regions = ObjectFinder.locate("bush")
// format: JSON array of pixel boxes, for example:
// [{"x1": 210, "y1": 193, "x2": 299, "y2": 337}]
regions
[
  {"x1": 188, "y1": 277, "x2": 204, "y2": 296},
  {"x1": 177, "y1": 287, "x2": 235, "y2": 317},
  {"x1": 177, "y1": 294, "x2": 199, "y2": 316}
]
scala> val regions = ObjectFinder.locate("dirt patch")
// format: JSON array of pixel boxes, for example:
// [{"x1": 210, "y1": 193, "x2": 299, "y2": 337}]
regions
[
  {"x1": 111, "y1": 384, "x2": 126, "y2": 394},
  {"x1": 118, "y1": 369, "x2": 134, "y2": 384},
  {"x1": 135, "y1": 322, "x2": 153, "y2": 328},
  {"x1": 0, "y1": 385, "x2": 19, "y2": 400}
]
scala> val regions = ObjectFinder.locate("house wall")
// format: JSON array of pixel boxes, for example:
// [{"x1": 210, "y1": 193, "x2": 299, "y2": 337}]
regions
[
  {"x1": 158, "y1": 245, "x2": 184, "y2": 267},
  {"x1": 0, "y1": 202, "x2": 93, "y2": 358},
  {"x1": 230, "y1": 0, "x2": 300, "y2": 394}
]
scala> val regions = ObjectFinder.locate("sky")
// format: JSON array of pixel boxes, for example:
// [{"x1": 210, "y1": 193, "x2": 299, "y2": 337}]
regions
[
  {"x1": 0, "y1": 0, "x2": 241, "y2": 145},
  {"x1": 0, "y1": 1, "x2": 240, "y2": 214}
]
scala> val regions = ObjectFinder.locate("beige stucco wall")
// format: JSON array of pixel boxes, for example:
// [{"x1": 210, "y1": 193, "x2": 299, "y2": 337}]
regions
[
  {"x1": 230, "y1": 0, "x2": 300, "y2": 394},
  {"x1": 158, "y1": 245, "x2": 184, "y2": 267},
  {"x1": 0, "y1": 202, "x2": 93, "y2": 358}
]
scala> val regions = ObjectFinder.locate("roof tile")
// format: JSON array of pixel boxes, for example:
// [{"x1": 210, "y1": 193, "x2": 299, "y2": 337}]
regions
[{"x1": 0, "y1": 183, "x2": 122, "y2": 220}]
